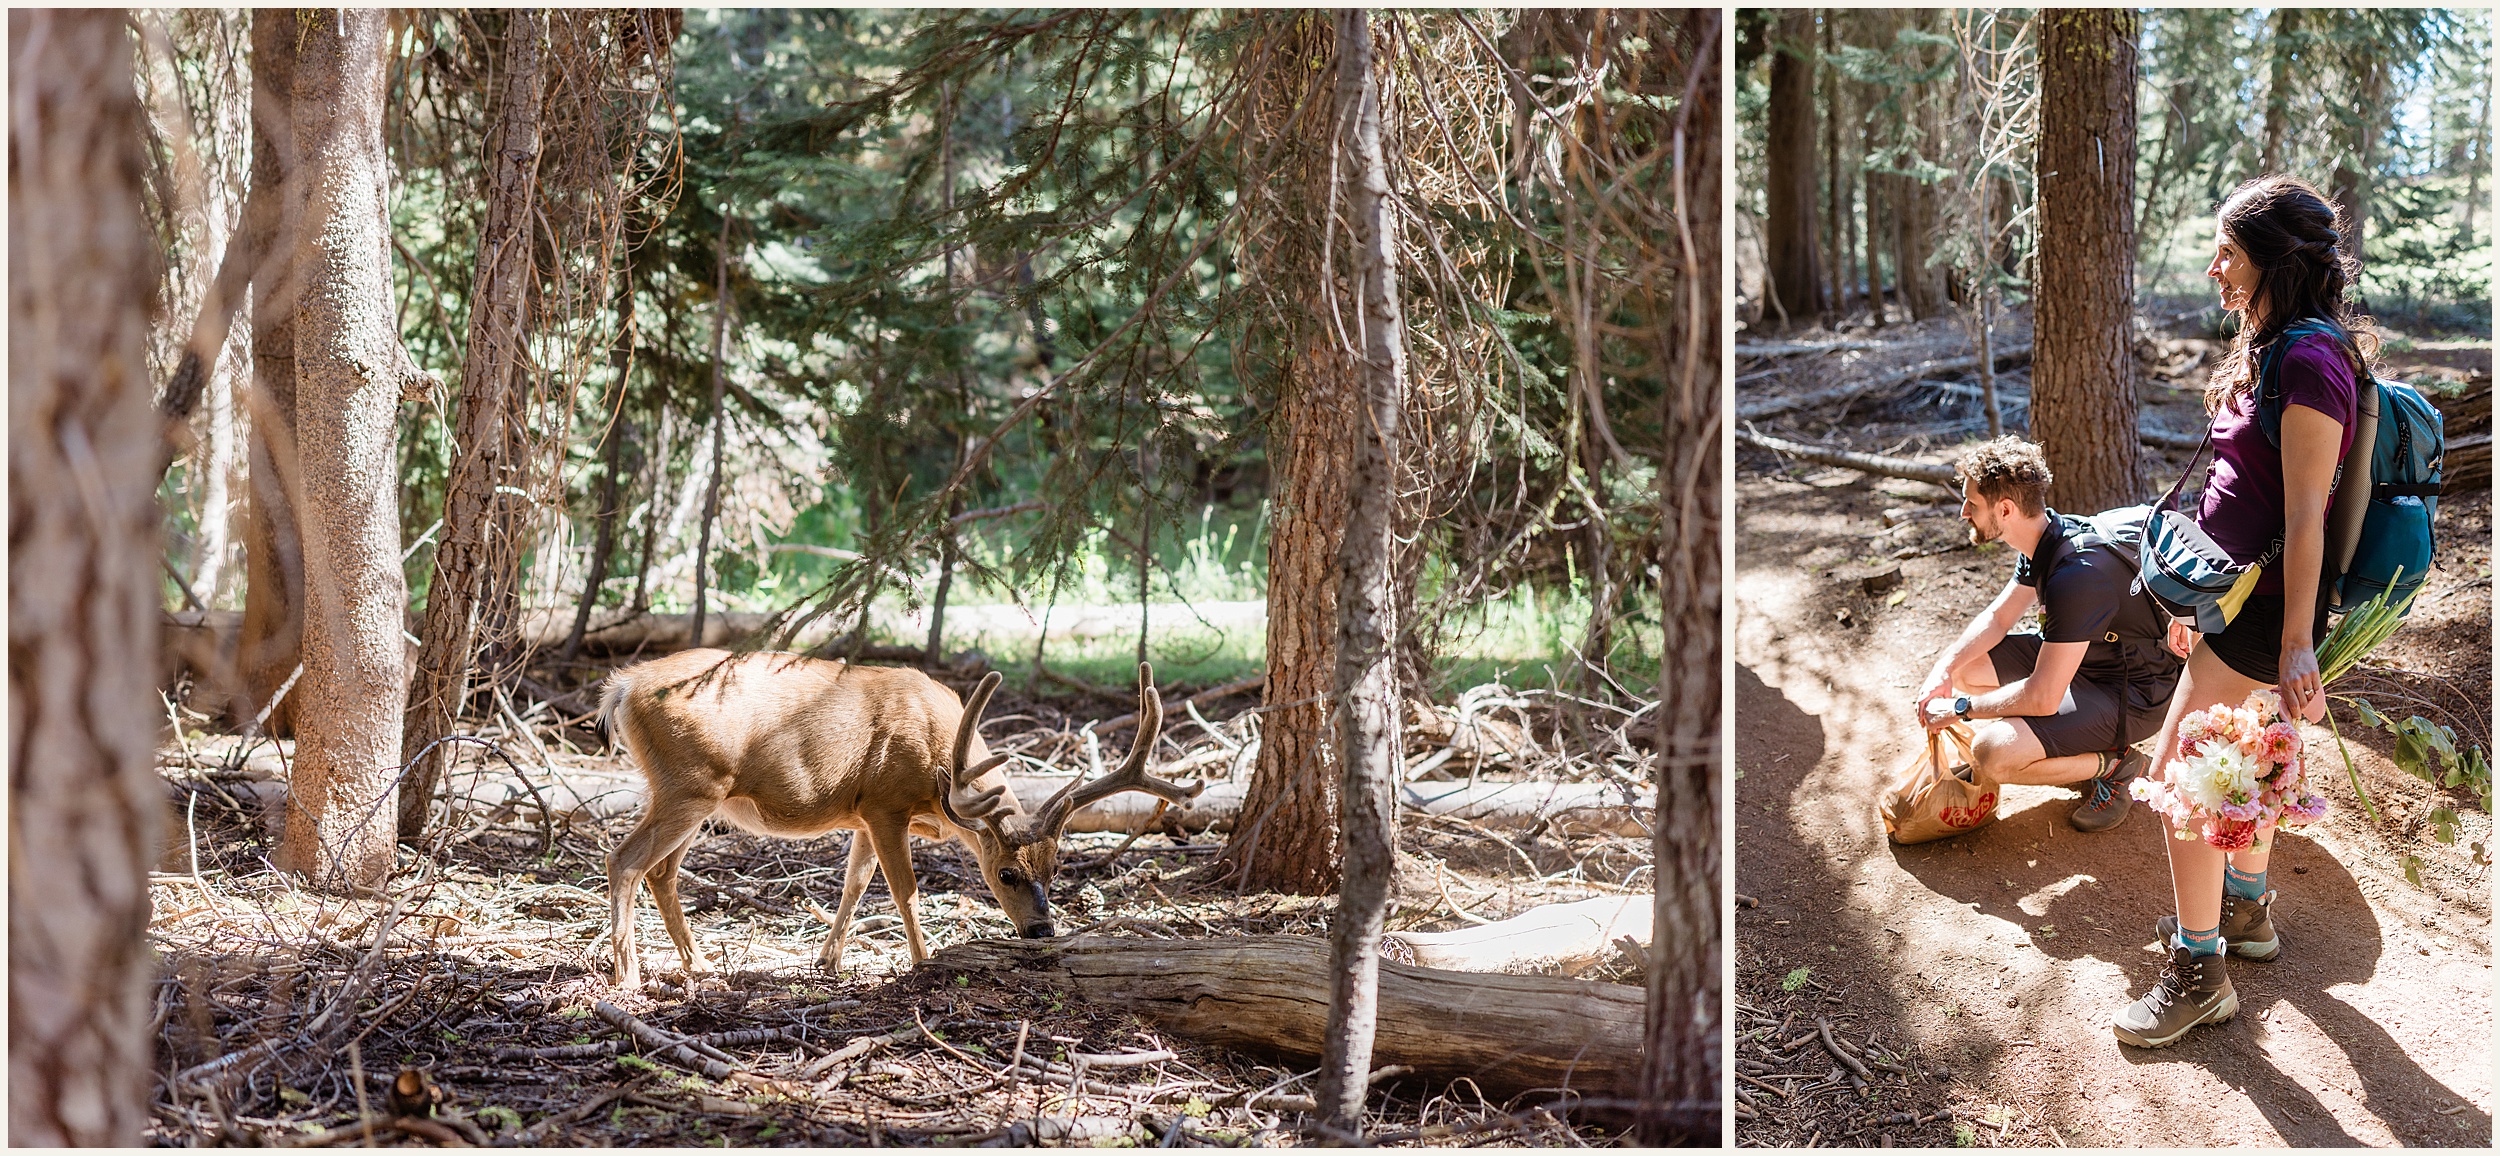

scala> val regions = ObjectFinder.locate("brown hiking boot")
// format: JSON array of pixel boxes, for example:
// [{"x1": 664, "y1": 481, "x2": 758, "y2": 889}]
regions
[
  {"x1": 2157, "y1": 890, "x2": 2281, "y2": 962},
  {"x1": 2068, "y1": 749, "x2": 2146, "y2": 833},
  {"x1": 2111, "y1": 945, "x2": 2237, "y2": 1048}
]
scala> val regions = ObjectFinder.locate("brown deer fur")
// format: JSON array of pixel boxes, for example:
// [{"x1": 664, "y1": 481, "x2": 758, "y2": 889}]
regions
[{"x1": 599, "y1": 649, "x2": 1195, "y2": 987}]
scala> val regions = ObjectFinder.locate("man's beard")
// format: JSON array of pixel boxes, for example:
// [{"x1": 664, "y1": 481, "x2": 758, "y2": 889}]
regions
[{"x1": 1965, "y1": 518, "x2": 2001, "y2": 547}]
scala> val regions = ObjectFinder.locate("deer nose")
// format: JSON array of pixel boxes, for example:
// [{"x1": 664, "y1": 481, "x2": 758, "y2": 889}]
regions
[{"x1": 1023, "y1": 921, "x2": 1056, "y2": 939}]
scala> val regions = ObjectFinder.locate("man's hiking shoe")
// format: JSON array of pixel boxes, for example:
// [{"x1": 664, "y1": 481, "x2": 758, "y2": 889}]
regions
[
  {"x1": 2111, "y1": 945, "x2": 2237, "y2": 1048},
  {"x1": 2068, "y1": 749, "x2": 2146, "y2": 833},
  {"x1": 2156, "y1": 890, "x2": 2281, "y2": 962}
]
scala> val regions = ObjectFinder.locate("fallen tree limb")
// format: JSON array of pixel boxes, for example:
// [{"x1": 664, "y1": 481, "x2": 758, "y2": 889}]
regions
[
  {"x1": 1379, "y1": 895, "x2": 1653, "y2": 977},
  {"x1": 1737, "y1": 429, "x2": 1959, "y2": 488},
  {"x1": 926, "y1": 935, "x2": 1644, "y2": 1101},
  {"x1": 2446, "y1": 432, "x2": 2489, "y2": 495},
  {"x1": 1737, "y1": 345, "x2": 2032, "y2": 422},
  {"x1": 1736, "y1": 339, "x2": 1887, "y2": 357},
  {"x1": 999, "y1": 776, "x2": 1654, "y2": 837},
  {"x1": 592, "y1": 1000, "x2": 740, "y2": 1081}
]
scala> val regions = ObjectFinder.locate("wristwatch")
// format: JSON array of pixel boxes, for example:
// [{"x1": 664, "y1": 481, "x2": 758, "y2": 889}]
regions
[{"x1": 1952, "y1": 695, "x2": 1973, "y2": 720}]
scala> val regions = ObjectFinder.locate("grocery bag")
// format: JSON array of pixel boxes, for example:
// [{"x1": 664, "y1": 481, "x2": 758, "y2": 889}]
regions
[{"x1": 1879, "y1": 723, "x2": 1997, "y2": 844}]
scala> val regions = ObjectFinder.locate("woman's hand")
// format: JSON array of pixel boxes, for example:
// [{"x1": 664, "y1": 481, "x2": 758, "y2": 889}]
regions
[
  {"x1": 2278, "y1": 641, "x2": 2325, "y2": 723},
  {"x1": 2166, "y1": 619, "x2": 2199, "y2": 659}
]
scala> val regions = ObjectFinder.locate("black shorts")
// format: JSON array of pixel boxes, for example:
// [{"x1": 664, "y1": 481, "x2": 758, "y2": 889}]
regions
[
  {"x1": 1988, "y1": 633, "x2": 2171, "y2": 759},
  {"x1": 2206, "y1": 594, "x2": 2331, "y2": 685}
]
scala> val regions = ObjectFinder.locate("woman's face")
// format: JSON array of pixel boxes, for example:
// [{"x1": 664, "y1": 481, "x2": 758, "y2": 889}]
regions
[{"x1": 2207, "y1": 225, "x2": 2263, "y2": 321}]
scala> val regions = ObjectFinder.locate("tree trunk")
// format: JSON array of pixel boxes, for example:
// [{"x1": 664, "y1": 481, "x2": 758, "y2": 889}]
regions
[
  {"x1": 238, "y1": 10, "x2": 303, "y2": 736},
  {"x1": 689, "y1": 208, "x2": 732, "y2": 650},
  {"x1": 567, "y1": 251, "x2": 641, "y2": 660},
  {"x1": 1642, "y1": 10, "x2": 1723, "y2": 1143},
  {"x1": 8, "y1": 12, "x2": 165, "y2": 1143},
  {"x1": 400, "y1": 12, "x2": 546, "y2": 839},
  {"x1": 927, "y1": 936, "x2": 1647, "y2": 1105},
  {"x1": 2330, "y1": 55, "x2": 2384, "y2": 275},
  {"x1": 2260, "y1": 9, "x2": 2298, "y2": 176},
  {"x1": 275, "y1": 9, "x2": 414, "y2": 891},
  {"x1": 1318, "y1": 9, "x2": 1405, "y2": 1131},
  {"x1": 1223, "y1": 17, "x2": 1352, "y2": 899},
  {"x1": 2033, "y1": 9, "x2": 2142, "y2": 513},
  {"x1": 1763, "y1": 8, "x2": 1823, "y2": 324},
  {"x1": 1822, "y1": 17, "x2": 1843, "y2": 317}
]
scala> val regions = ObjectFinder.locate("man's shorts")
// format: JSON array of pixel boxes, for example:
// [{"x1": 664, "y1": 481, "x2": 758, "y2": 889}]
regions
[{"x1": 1987, "y1": 633, "x2": 2169, "y2": 759}]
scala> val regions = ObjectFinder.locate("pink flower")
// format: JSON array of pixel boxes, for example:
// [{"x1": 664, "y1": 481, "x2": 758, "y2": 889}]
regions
[
  {"x1": 2259, "y1": 722, "x2": 2302, "y2": 765},
  {"x1": 2205, "y1": 818, "x2": 2258, "y2": 851},
  {"x1": 2179, "y1": 713, "x2": 2215, "y2": 747},
  {"x1": 2279, "y1": 794, "x2": 2329, "y2": 827},
  {"x1": 2244, "y1": 688, "x2": 2284, "y2": 721},
  {"x1": 2220, "y1": 800, "x2": 2266, "y2": 823}
]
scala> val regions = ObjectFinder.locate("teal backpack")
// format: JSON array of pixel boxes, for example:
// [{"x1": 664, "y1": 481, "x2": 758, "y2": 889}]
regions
[{"x1": 2255, "y1": 319, "x2": 2444, "y2": 614}]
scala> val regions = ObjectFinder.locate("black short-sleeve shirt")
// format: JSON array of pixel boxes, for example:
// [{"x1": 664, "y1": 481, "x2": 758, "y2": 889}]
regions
[{"x1": 2013, "y1": 510, "x2": 2182, "y2": 694}]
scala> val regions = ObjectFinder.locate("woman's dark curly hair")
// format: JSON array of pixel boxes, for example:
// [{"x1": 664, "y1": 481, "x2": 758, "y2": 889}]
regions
[{"x1": 2204, "y1": 175, "x2": 2380, "y2": 415}]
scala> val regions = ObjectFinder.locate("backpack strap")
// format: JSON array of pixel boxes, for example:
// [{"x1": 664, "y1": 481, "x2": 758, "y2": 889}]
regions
[{"x1": 2255, "y1": 319, "x2": 2346, "y2": 450}]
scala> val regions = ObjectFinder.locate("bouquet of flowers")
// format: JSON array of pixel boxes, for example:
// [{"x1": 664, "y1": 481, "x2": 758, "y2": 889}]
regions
[{"x1": 2132, "y1": 689, "x2": 2330, "y2": 850}]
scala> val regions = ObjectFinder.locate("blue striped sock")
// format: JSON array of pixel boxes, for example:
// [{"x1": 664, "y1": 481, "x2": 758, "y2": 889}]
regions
[
  {"x1": 2225, "y1": 864, "x2": 2267, "y2": 901},
  {"x1": 2174, "y1": 923, "x2": 2223, "y2": 956}
]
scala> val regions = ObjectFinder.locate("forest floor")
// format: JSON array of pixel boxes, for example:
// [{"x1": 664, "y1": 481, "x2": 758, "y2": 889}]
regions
[
  {"x1": 1731, "y1": 311, "x2": 2493, "y2": 1147},
  {"x1": 143, "y1": 678, "x2": 1657, "y2": 1147}
]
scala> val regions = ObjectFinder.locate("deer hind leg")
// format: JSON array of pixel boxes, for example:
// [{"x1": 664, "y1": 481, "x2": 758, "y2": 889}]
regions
[
  {"x1": 646, "y1": 827, "x2": 715, "y2": 981},
  {"x1": 818, "y1": 830, "x2": 879, "y2": 974},
  {"x1": 606, "y1": 795, "x2": 717, "y2": 988},
  {"x1": 862, "y1": 814, "x2": 931, "y2": 963}
]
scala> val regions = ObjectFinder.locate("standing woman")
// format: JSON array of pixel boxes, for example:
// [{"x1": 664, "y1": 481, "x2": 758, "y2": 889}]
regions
[{"x1": 2111, "y1": 176, "x2": 2366, "y2": 1048}]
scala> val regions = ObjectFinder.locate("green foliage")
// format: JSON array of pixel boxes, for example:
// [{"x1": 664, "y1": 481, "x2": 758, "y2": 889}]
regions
[{"x1": 1780, "y1": 966, "x2": 1812, "y2": 992}]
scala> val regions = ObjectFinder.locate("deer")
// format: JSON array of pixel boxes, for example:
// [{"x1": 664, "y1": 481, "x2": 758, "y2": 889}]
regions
[{"x1": 597, "y1": 648, "x2": 1199, "y2": 988}]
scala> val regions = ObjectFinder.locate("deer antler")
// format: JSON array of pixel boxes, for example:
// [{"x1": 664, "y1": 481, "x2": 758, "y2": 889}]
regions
[
  {"x1": 939, "y1": 672, "x2": 1014, "y2": 835},
  {"x1": 1014, "y1": 662, "x2": 1203, "y2": 846}
]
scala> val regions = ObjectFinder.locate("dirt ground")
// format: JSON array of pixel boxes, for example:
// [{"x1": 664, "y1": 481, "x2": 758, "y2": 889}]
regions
[
  {"x1": 1731, "y1": 317, "x2": 2493, "y2": 1148},
  {"x1": 144, "y1": 683, "x2": 1656, "y2": 1147}
]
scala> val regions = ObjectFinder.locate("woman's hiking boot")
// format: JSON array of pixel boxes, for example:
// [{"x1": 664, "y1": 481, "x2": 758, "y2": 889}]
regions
[
  {"x1": 2068, "y1": 749, "x2": 2146, "y2": 833},
  {"x1": 2111, "y1": 945, "x2": 2237, "y2": 1048},
  {"x1": 2156, "y1": 890, "x2": 2281, "y2": 961}
]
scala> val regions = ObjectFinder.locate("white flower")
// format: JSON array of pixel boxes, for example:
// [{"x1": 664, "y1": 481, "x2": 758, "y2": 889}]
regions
[{"x1": 2178, "y1": 744, "x2": 2259, "y2": 811}]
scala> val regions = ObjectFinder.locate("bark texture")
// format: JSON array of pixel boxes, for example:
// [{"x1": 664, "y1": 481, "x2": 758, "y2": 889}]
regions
[
  {"x1": 8, "y1": 10, "x2": 166, "y2": 1143},
  {"x1": 1225, "y1": 16, "x2": 1352, "y2": 897},
  {"x1": 2033, "y1": 9, "x2": 2142, "y2": 513},
  {"x1": 276, "y1": 9, "x2": 414, "y2": 890},
  {"x1": 1642, "y1": 9, "x2": 1724, "y2": 1143},
  {"x1": 1763, "y1": 8, "x2": 1823, "y2": 323},
  {"x1": 1317, "y1": 9, "x2": 1406, "y2": 1132},
  {"x1": 401, "y1": 10, "x2": 548, "y2": 839},
  {"x1": 238, "y1": 9, "x2": 303, "y2": 736}
]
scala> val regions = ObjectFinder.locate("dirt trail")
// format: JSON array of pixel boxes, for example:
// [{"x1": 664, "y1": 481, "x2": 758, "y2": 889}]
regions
[{"x1": 1733, "y1": 471, "x2": 2492, "y2": 1148}]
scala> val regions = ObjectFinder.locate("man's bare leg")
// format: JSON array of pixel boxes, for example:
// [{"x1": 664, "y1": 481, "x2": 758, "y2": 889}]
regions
[{"x1": 1967, "y1": 717, "x2": 2104, "y2": 786}]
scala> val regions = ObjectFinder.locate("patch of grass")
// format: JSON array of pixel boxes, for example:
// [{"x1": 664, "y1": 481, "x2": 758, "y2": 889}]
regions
[{"x1": 1781, "y1": 966, "x2": 1812, "y2": 992}]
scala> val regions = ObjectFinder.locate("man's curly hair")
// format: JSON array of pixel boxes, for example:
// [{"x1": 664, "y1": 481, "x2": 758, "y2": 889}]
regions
[{"x1": 1953, "y1": 437, "x2": 2052, "y2": 516}]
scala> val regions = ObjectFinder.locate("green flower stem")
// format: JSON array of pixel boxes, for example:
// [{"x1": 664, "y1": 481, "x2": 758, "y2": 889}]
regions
[{"x1": 2324, "y1": 695, "x2": 2384, "y2": 825}]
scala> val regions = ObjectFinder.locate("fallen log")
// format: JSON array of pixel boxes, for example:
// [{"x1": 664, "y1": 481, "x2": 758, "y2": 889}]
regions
[
  {"x1": 1001, "y1": 776, "x2": 1654, "y2": 837},
  {"x1": 1735, "y1": 339, "x2": 1887, "y2": 357},
  {"x1": 925, "y1": 934, "x2": 1645, "y2": 1102},
  {"x1": 1380, "y1": 895, "x2": 1652, "y2": 977},
  {"x1": 1737, "y1": 429, "x2": 1958, "y2": 489},
  {"x1": 1736, "y1": 345, "x2": 2032, "y2": 422},
  {"x1": 2445, "y1": 432, "x2": 2490, "y2": 496}
]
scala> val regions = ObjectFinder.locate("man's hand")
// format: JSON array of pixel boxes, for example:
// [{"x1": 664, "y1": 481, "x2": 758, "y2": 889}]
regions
[
  {"x1": 2166, "y1": 619, "x2": 2199, "y2": 659},
  {"x1": 1920, "y1": 695, "x2": 1962, "y2": 734},
  {"x1": 1913, "y1": 670, "x2": 1954, "y2": 726}
]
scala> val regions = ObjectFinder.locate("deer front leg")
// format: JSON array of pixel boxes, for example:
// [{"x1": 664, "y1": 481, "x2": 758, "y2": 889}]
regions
[
  {"x1": 862, "y1": 815, "x2": 931, "y2": 963},
  {"x1": 819, "y1": 831, "x2": 878, "y2": 974},
  {"x1": 607, "y1": 796, "x2": 716, "y2": 988}
]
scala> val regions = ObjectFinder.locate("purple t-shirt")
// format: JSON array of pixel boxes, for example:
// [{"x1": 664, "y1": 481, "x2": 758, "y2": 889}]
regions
[{"x1": 2196, "y1": 334, "x2": 2359, "y2": 595}]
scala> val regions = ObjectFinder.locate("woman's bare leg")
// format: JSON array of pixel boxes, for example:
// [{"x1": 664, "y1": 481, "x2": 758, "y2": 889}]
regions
[{"x1": 2154, "y1": 645, "x2": 2269, "y2": 938}]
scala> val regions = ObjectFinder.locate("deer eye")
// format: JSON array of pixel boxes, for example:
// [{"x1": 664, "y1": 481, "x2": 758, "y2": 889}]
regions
[{"x1": 998, "y1": 869, "x2": 1025, "y2": 887}]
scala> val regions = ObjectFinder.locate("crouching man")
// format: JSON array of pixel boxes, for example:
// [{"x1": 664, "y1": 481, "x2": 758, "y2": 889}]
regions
[{"x1": 1912, "y1": 438, "x2": 2189, "y2": 832}]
